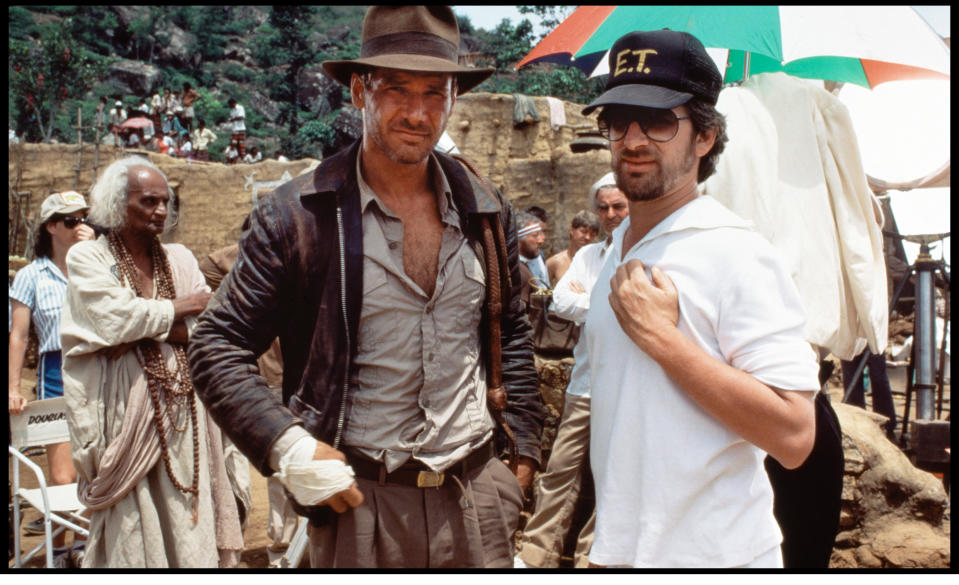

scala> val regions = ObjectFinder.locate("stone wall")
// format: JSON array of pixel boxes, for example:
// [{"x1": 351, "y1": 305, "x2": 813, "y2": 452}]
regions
[
  {"x1": 448, "y1": 93, "x2": 611, "y2": 257},
  {"x1": 8, "y1": 142, "x2": 317, "y2": 261},
  {"x1": 9, "y1": 93, "x2": 609, "y2": 261}
]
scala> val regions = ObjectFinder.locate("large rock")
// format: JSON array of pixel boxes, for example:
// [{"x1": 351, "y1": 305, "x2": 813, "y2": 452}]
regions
[
  {"x1": 111, "y1": 6, "x2": 149, "y2": 29},
  {"x1": 244, "y1": 89, "x2": 282, "y2": 124},
  {"x1": 298, "y1": 66, "x2": 343, "y2": 117},
  {"x1": 324, "y1": 105, "x2": 363, "y2": 158},
  {"x1": 223, "y1": 41, "x2": 257, "y2": 68},
  {"x1": 831, "y1": 402, "x2": 950, "y2": 568},
  {"x1": 106, "y1": 59, "x2": 162, "y2": 97},
  {"x1": 164, "y1": 26, "x2": 196, "y2": 69}
]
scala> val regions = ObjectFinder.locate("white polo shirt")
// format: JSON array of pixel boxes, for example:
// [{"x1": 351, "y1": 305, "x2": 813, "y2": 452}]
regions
[{"x1": 586, "y1": 196, "x2": 819, "y2": 568}]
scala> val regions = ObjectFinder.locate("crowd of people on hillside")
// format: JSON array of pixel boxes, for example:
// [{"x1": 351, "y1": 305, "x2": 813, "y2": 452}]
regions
[{"x1": 92, "y1": 86, "x2": 276, "y2": 164}]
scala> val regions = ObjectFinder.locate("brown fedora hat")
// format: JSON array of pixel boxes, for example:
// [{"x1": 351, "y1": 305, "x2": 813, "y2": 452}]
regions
[{"x1": 321, "y1": 6, "x2": 494, "y2": 95}]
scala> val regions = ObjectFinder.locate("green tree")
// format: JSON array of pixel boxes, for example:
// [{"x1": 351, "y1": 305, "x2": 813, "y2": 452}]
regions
[
  {"x1": 517, "y1": 6, "x2": 575, "y2": 40},
  {"x1": 9, "y1": 18, "x2": 108, "y2": 143},
  {"x1": 282, "y1": 112, "x2": 337, "y2": 160},
  {"x1": 186, "y1": 7, "x2": 231, "y2": 65},
  {"x1": 253, "y1": 6, "x2": 318, "y2": 137},
  {"x1": 8, "y1": 6, "x2": 38, "y2": 41},
  {"x1": 63, "y1": 6, "x2": 119, "y2": 57},
  {"x1": 476, "y1": 18, "x2": 536, "y2": 72}
]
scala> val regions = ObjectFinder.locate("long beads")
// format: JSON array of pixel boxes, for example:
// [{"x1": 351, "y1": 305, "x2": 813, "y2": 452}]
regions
[{"x1": 107, "y1": 231, "x2": 200, "y2": 520}]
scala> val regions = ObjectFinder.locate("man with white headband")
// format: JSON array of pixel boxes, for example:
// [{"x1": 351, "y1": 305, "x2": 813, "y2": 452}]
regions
[{"x1": 517, "y1": 211, "x2": 549, "y2": 288}]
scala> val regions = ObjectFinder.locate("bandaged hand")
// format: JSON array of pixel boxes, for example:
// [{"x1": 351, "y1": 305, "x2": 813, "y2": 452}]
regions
[{"x1": 275, "y1": 436, "x2": 364, "y2": 512}]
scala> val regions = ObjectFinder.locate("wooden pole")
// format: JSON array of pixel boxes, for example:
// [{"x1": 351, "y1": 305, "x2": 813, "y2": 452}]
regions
[
  {"x1": 92, "y1": 119, "x2": 101, "y2": 187},
  {"x1": 74, "y1": 107, "x2": 83, "y2": 190}
]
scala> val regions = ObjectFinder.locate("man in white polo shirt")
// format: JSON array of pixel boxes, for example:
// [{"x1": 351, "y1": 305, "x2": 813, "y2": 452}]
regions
[{"x1": 581, "y1": 30, "x2": 820, "y2": 568}]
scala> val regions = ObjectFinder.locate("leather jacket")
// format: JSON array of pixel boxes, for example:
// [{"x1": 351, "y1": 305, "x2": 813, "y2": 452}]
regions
[{"x1": 189, "y1": 141, "x2": 543, "y2": 478}]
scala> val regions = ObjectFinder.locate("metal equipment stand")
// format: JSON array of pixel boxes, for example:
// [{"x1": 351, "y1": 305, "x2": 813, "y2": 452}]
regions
[{"x1": 879, "y1": 233, "x2": 950, "y2": 491}]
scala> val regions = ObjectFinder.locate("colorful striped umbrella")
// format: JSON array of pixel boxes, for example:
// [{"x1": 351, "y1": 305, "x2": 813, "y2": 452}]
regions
[{"x1": 516, "y1": 6, "x2": 950, "y2": 89}]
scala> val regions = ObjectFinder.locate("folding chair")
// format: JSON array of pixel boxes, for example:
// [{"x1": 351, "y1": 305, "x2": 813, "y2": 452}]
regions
[
  {"x1": 276, "y1": 518, "x2": 308, "y2": 568},
  {"x1": 9, "y1": 396, "x2": 89, "y2": 568}
]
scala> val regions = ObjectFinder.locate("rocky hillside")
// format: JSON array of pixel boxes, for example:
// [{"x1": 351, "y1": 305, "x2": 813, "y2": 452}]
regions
[
  {"x1": 9, "y1": 6, "x2": 365, "y2": 159},
  {"x1": 10, "y1": 6, "x2": 600, "y2": 163}
]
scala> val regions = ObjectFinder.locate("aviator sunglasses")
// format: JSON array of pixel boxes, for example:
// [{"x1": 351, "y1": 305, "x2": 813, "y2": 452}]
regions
[
  {"x1": 59, "y1": 216, "x2": 89, "y2": 228},
  {"x1": 598, "y1": 106, "x2": 690, "y2": 143}
]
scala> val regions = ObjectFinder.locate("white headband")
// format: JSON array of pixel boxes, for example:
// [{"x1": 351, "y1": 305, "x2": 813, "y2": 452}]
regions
[{"x1": 517, "y1": 223, "x2": 543, "y2": 238}]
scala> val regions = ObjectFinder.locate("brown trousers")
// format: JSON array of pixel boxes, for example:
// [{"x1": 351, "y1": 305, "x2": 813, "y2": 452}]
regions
[
  {"x1": 308, "y1": 456, "x2": 524, "y2": 568},
  {"x1": 517, "y1": 393, "x2": 594, "y2": 568}
]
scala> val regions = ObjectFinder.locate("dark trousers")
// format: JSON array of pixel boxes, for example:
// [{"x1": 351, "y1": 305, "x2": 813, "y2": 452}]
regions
[
  {"x1": 841, "y1": 351, "x2": 897, "y2": 433},
  {"x1": 765, "y1": 391, "x2": 844, "y2": 568}
]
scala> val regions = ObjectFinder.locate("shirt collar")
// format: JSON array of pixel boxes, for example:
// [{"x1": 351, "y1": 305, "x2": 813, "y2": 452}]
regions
[
  {"x1": 36, "y1": 256, "x2": 67, "y2": 283},
  {"x1": 356, "y1": 151, "x2": 458, "y2": 225},
  {"x1": 613, "y1": 196, "x2": 755, "y2": 253}
]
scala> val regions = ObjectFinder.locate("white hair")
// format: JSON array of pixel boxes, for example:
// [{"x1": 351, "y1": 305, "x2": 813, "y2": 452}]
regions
[
  {"x1": 588, "y1": 172, "x2": 619, "y2": 211},
  {"x1": 88, "y1": 156, "x2": 177, "y2": 232}
]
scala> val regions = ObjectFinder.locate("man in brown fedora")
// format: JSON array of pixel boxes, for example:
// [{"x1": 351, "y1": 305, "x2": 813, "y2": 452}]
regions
[{"x1": 190, "y1": 6, "x2": 543, "y2": 568}]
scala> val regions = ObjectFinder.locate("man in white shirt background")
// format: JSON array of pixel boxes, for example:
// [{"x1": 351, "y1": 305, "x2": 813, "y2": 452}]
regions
[{"x1": 228, "y1": 97, "x2": 247, "y2": 160}]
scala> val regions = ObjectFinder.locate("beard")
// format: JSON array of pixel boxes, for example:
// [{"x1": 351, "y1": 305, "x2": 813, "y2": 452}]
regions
[
  {"x1": 368, "y1": 121, "x2": 439, "y2": 165},
  {"x1": 613, "y1": 139, "x2": 698, "y2": 202}
]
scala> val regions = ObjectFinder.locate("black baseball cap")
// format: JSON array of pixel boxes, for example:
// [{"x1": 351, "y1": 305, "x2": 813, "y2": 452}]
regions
[{"x1": 582, "y1": 29, "x2": 722, "y2": 115}]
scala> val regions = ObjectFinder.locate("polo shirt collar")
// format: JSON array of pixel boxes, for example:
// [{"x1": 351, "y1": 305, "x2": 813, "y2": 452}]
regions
[{"x1": 615, "y1": 196, "x2": 755, "y2": 252}]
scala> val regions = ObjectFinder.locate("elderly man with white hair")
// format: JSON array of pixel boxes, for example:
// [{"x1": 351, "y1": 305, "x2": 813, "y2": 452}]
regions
[
  {"x1": 60, "y1": 156, "x2": 243, "y2": 568},
  {"x1": 515, "y1": 173, "x2": 629, "y2": 568}
]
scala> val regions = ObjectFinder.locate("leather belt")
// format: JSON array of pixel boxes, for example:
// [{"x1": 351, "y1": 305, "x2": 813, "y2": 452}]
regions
[{"x1": 347, "y1": 442, "x2": 494, "y2": 488}]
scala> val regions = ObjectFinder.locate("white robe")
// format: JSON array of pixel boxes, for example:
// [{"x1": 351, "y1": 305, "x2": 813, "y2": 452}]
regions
[{"x1": 61, "y1": 236, "x2": 241, "y2": 568}]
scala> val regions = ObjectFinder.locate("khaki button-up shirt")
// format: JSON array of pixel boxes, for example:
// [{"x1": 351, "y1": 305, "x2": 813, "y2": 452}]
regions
[{"x1": 342, "y1": 154, "x2": 495, "y2": 473}]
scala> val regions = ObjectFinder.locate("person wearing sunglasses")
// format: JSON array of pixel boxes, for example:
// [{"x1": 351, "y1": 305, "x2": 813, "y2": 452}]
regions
[
  {"x1": 580, "y1": 30, "x2": 819, "y2": 568},
  {"x1": 9, "y1": 190, "x2": 95, "y2": 566}
]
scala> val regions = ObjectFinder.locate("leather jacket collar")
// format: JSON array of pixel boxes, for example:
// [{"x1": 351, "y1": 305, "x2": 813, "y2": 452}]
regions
[{"x1": 298, "y1": 140, "x2": 503, "y2": 216}]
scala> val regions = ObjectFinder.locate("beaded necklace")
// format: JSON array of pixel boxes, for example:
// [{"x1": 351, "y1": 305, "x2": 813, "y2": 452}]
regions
[{"x1": 107, "y1": 230, "x2": 200, "y2": 521}]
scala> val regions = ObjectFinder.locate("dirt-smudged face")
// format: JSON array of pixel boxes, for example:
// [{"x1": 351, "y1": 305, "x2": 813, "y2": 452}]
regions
[{"x1": 352, "y1": 68, "x2": 456, "y2": 166}]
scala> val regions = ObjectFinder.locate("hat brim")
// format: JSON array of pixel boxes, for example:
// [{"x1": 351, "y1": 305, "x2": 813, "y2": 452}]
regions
[
  {"x1": 582, "y1": 84, "x2": 693, "y2": 116},
  {"x1": 322, "y1": 55, "x2": 494, "y2": 95}
]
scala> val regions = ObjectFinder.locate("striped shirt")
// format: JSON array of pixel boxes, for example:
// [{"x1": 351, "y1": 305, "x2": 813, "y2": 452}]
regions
[{"x1": 9, "y1": 257, "x2": 68, "y2": 354}]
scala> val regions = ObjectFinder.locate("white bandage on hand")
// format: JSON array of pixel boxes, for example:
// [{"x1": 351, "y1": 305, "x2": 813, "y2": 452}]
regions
[{"x1": 275, "y1": 436, "x2": 357, "y2": 506}]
